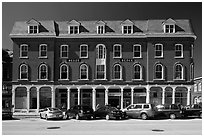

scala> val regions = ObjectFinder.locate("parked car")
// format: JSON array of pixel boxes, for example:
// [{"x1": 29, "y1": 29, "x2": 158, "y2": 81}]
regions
[
  {"x1": 182, "y1": 104, "x2": 202, "y2": 118},
  {"x1": 39, "y1": 107, "x2": 63, "y2": 120},
  {"x1": 122, "y1": 103, "x2": 156, "y2": 120},
  {"x1": 65, "y1": 105, "x2": 94, "y2": 120},
  {"x1": 2, "y1": 107, "x2": 13, "y2": 120},
  {"x1": 94, "y1": 105, "x2": 126, "y2": 120},
  {"x1": 154, "y1": 104, "x2": 182, "y2": 119}
]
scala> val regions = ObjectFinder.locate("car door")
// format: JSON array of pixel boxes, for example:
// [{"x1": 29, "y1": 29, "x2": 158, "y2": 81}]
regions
[
  {"x1": 133, "y1": 104, "x2": 143, "y2": 118},
  {"x1": 125, "y1": 104, "x2": 136, "y2": 118}
]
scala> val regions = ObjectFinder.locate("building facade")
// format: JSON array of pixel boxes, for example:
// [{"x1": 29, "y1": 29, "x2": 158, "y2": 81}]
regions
[
  {"x1": 191, "y1": 77, "x2": 202, "y2": 104},
  {"x1": 2, "y1": 49, "x2": 13, "y2": 109},
  {"x1": 10, "y1": 18, "x2": 196, "y2": 113}
]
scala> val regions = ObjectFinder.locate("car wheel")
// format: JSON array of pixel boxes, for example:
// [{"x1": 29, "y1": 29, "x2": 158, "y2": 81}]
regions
[
  {"x1": 40, "y1": 114, "x2": 43, "y2": 119},
  {"x1": 141, "y1": 113, "x2": 148, "y2": 120},
  {"x1": 105, "y1": 115, "x2": 110, "y2": 120},
  {"x1": 76, "y1": 114, "x2": 80, "y2": 120},
  {"x1": 170, "y1": 114, "x2": 176, "y2": 119},
  {"x1": 45, "y1": 114, "x2": 48, "y2": 120}
]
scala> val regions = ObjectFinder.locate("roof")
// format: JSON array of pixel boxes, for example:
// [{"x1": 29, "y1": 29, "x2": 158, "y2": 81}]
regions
[{"x1": 10, "y1": 18, "x2": 196, "y2": 39}]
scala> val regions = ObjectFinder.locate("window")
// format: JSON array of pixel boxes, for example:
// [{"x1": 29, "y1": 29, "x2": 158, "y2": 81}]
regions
[
  {"x1": 175, "y1": 44, "x2": 183, "y2": 58},
  {"x1": 134, "y1": 105, "x2": 142, "y2": 109},
  {"x1": 60, "y1": 64, "x2": 68, "y2": 80},
  {"x1": 165, "y1": 24, "x2": 175, "y2": 33},
  {"x1": 194, "y1": 84, "x2": 197, "y2": 92},
  {"x1": 97, "y1": 45, "x2": 106, "y2": 59},
  {"x1": 198, "y1": 83, "x2": 202, "y2": 92},
  {"x1": 97, "y1": 25, "x2": 104, "y2": 34},
  {"x1": 133, "y1": 44, "x2": 141, "y2": 58},
  {"x1": 113, "y1": 44, "x2": 122, "y2": 58},
  {"x1": 80, "y1": 44, "x2": 88, "y2": 58},
  {"x1": 69, "y1": 26, "x2": 79, "y2": 34},
  {"x1": 190, "y1": 64, "x2": 194, "y2": 80},
  {"x1": 174, "y1": 64, "x2": 183, "y2": 80},
  {"x1": 39, "y1": 44, "x2": 47, "y2": 58},
  {"x1": 39, "y1": 64, "x2": 48, "y2": 80},
  {"x1": 143, "y1": 105, "x2": 149, "y2": 109},
  {"x1": 96, "y1": 65, "x2": 105, "y2": 79},
  {"x1": 20, "y1": 64, "x2": 28, "y2": 80},
  {"x1": 113, "y1": 64, "x2": 122, "y2": 80},
  {"x1": 29, "y1": 25, "x2": 38, "y2": 34},
  {"x1": 61, "y1": 45, "x2": 68, "y2": 58},
  {"x1": 133, "y1": 64, "x2": 142, "y2": 80},
  {"x1": 123, "y1": 25, "x2": 132, "y2": 34},
  {"x1": 155, "y1": 44, "x2": 163, "y2": 58},
  {"x1": 80, "y1": 64, "x2": 88, "y2": 80},
  {"x1": 20, "y1": 44, "x2": 28, "y2": 58},
  {"x1": 155, "y1": 64, "x2": 163, "y2": 79}
]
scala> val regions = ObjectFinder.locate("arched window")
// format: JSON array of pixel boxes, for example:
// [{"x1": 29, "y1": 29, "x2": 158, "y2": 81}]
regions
[
  {"x1": 155, "y1": 64, "x2": 163, "y2": 79},
  {"x1": 39, "y1": 64, "x2": 48, "y2": 80},
  {"x1": 113, "y1": 44, "x2": 122, "y2": 58},
  {"x1": 20, "y1": 44, "x2": 28, "y2": 58},
  {"x1": 133, "y1": 64, "x2": 142, "y2": 80},
  {"x1": 80, "y1": 64, "x2": 88, "y2": 80},
  {"x1": 39, "y1": 44, "x2": 47, "y2": 58},
  {"x1": 113, "y1": 64, "x2": 122, "y2": 80},
  {"x1": 96, "y1": 44, "x2": 106, "y2": 59},
  {"x1": 174, "y1": 64, "x2": 183, "y2": 80},
  {"x1": 61, "y1": 45, "x2": 69, "y2": 58},
  {"x1": 60, "y1": 64, "x2": 68, "y2": 79},
  {"x1": 20, "y1": 64, "x2": 28, "y2": 80}
]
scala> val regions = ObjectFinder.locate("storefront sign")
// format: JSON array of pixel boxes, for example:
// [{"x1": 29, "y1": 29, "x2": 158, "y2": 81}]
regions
[{"x1": 108, "y1": 93, "x2": 121, "y2": 96}]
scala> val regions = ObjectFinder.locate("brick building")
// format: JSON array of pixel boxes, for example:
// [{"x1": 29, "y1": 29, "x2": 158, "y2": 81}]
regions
[{"x1": 10, "y1": 18, "x2": 196, "y2": 113}]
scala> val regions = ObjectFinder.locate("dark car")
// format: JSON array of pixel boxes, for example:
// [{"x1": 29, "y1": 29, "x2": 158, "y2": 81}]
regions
[
  {"x1": 65, "y1": 105, "x2": 94, "y2": 120},
  {"x1": 182, "y1": 104, "x2": 202, "y2": 118},
  {"x1": 94, "y1": 105, "x2": 126, "y2": 120},
  {"x1": 155, "y1": 104, "x2": 182, "y2": 119},
  {"x1": 122, "y1": 103, "x2": 156, "y2": 120}
]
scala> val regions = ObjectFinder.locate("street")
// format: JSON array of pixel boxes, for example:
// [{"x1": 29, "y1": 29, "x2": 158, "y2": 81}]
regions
[{"x1": 2, "y1": 118, "x2": 202, "y2": 135}]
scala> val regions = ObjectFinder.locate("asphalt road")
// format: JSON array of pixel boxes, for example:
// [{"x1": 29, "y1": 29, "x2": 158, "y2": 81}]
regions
[{"x1": 2, "y1": 118, "x2": 202, "y2": 135}]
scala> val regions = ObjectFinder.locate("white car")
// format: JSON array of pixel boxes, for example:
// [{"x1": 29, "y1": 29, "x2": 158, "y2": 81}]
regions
[{"x1": 39, "y1": 107, "x2": 63, "y2": 120}]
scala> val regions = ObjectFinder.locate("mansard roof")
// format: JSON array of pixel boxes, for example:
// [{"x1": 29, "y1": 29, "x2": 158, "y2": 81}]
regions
[{"x1": 10, "y1": 19, "x2": 196, "y2": 39}]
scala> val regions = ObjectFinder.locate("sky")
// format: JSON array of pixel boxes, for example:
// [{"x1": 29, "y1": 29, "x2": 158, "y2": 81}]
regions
[{"x1": 2, "y1": 2, "x2": 202, "y2": 78}]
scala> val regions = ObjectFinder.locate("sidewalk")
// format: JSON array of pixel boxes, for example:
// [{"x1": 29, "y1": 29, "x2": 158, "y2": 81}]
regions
[{"x1": 13, "y1": 112, "x2": 40, "y2": 119}]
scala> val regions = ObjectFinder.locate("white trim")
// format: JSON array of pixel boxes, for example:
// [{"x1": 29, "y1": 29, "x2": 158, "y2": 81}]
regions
[
  {"x1": 113, "y1": 44, "x2": 122, "y2": 58},
  {"x1": 28, "y1": 25, "x2": 39, "y2": 34},
  {"x1": 122, "y1": 25, "x2": 133, "y2": 34},
  {"x1": 80, "y1": 44, "x2": 88, "y2": 58},
  {"x1": 155, "y1": 44, "x2": 163, "y2": 58},
  {"x1": 60, "y1": 45, "x2": 69, "y2": 58},
  {"x1": 19, "y1": 64, "x2": 28, "y2": 80},
  {"x1": 80, "y1": 64, "x2": 88, "y2": 80},
  {"x1": 97, "y1": 25, "x2": 105, "y2": 34},
  {"x1": 68, "y1": 25, "x2": 79, "y2": 34},
  {"x1": 39, "y1": 44, "x2": 47, "y2": 58},
  {"x1": 113, "y1": 64, "x2": 122, "y2": 80},
  {"x1": 164, "y1": 24, "x2": 175, "y2": 33},
  {"x1": 39, "y1": 64, "x2": 48, "y2": 80},
  {"x1": 20, "y1": 44, "x2": 28, "y2": 58},
  {"x1": 175, "y1": 44, "x2": 183, "y2": 58},
  {"x1": 60, "y1": 64, "x2": 69, "y2": 80},
  {"x1": 133, "y1": 44, "x2": 142, "y2": 58}
]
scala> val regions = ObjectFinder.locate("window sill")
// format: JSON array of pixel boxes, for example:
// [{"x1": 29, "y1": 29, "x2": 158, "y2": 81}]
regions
[
  {"x1": 78, "y1": 79, "x2": 89, "y2": 81},
  {"x1": 19, "y1": 57, "x2": 29, "y2": 59},
  {"x1": 133, "y1": 57, "x2": 142, "y2": 59},
  {"x1": 94, "y1": 79, "x2": 107, "y2": 81},
  {"x1": 173, "y1": 79, "x2": 185, "y2": 81},
  {"x1": 174, "y1": 56, "x2": 184, "y2": 59},
  {"x1": 153, "y1": 79, "x2": 165, "y2": 81},
  {"x1": 38, "y1": 57, "x2": 48, "y2": 59},
  {"x1": 155, "y1": 56, "x2": 164, "y2": 59},
  {"x1": 58, "y1": 79, "x2": 69, "y2": 81},
  {"x1": 113, "y1": 57, "x2": 122, "y2": 59},
  {"x1": 132, "y1": 79, "x2": 143, "y2": 81},
  {"x1": 111, "y1": 79, "x2": 123, "y2": 81},
  {"x1": 80, "y1": 57, "x2": 89, "y2": 59},
  {"x1": 37, "y1": 79, "x2": 48, "y2": 81},
  {"x1": 18, "y1": 79, "x2": 29, "y2": 81}
]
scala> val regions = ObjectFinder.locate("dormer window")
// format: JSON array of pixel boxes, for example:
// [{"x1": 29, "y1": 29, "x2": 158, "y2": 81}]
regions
[
  {"x1": 165, "y1": 24, "x2": 175, "y2": 33},
  {"x1": 69, "y1": 26, "x2": 79, "y2": 34},
  {"x1": 97, "y1": 25, "x2": 105, "y2": 34},
  {"x1": 29, "y1": 25, "x2": 38, "y2": 34},
  {"x1": 123, "y1": 25, "x2": 133, "y2": 34}
]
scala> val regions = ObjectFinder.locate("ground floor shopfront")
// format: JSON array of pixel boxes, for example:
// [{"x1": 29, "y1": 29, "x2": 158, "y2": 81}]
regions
[{"x1": 12, "y1": 84, "x2": 191, "y2": 113}]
